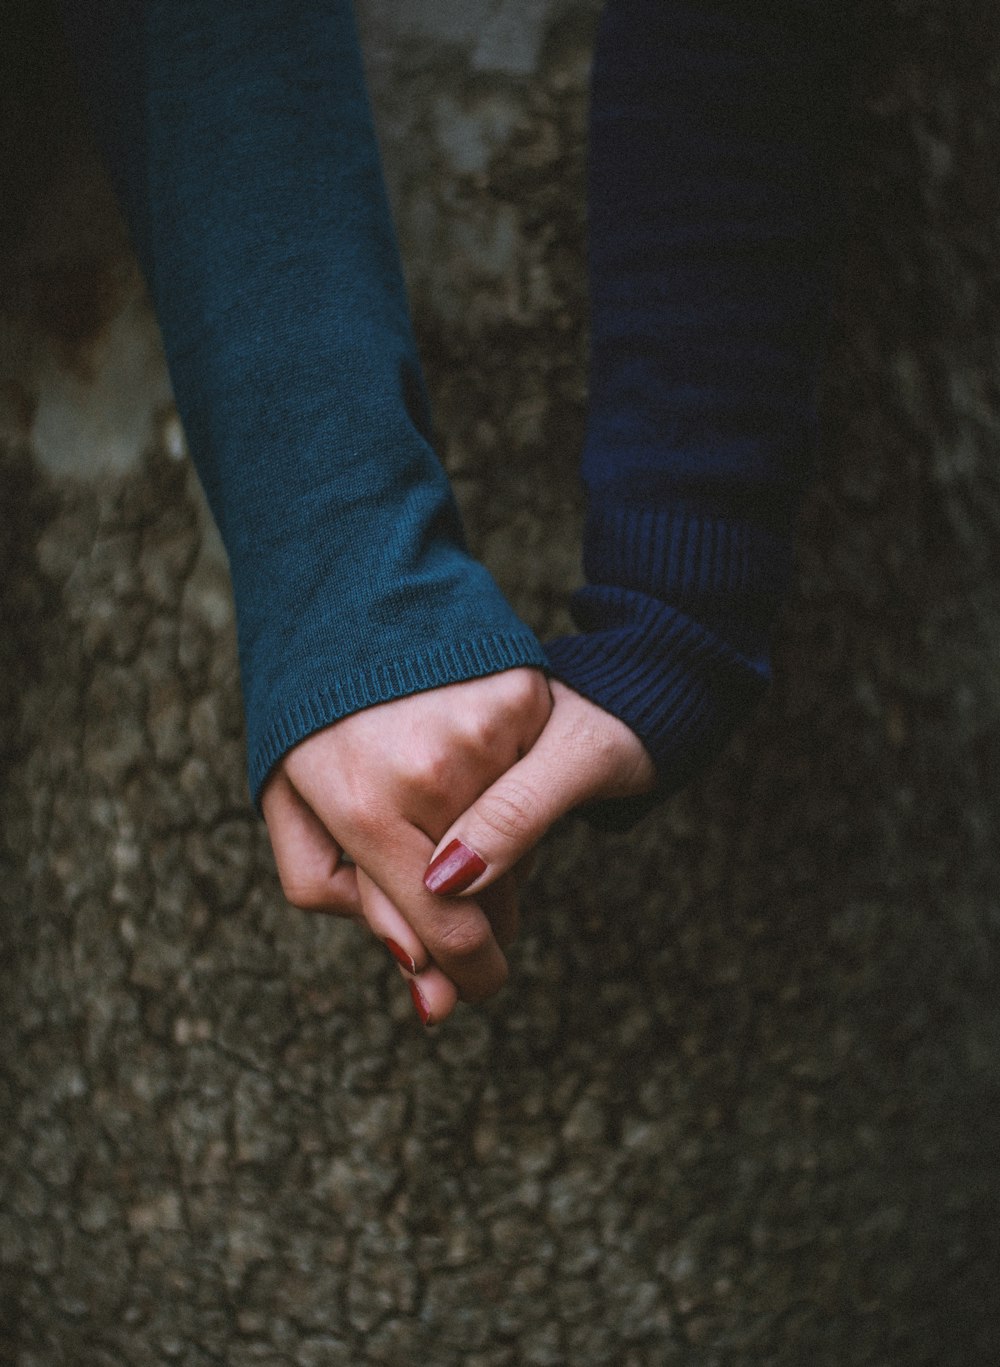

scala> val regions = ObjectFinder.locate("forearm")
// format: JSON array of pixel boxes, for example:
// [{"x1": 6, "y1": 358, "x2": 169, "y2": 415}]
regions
[
  {"x1": 61, "y1": 0, "x2": 546, "y2": 802},
  {"x1": 547, "y1": 0, "x2": 849, "y2": 814}
]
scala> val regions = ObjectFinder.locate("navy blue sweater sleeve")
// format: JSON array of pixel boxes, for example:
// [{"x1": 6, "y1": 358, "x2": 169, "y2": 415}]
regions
[
  {"x1": 545, "y1": 0, "x2": 847, "y2": 821},
  {"x1": 59, "y1": 0, "x2": 547, "y2": 804}
]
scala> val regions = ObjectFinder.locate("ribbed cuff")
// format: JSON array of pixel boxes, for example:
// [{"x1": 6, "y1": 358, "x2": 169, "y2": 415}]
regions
[
  {"x1": 248, "y1": 628, "x2": 548, "y2": 806},
  {"x1": 581, "y1": 499, "x2": 792, "y2": 650},
  {"x1": 546, "y1": 601, "x2": 768, "y2": 767},
  {"x1": 543, "y1": 496, "x2": 791, "y2": 830},
  {"x1": 544, "y1": 614, "x2": 769, "y2": 832}
]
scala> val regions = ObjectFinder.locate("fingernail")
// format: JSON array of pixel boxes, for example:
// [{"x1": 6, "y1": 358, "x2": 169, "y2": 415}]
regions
[
  {"x1": 384, "y1": 938, "x2": 417, "y2": 974},
  {"x1": 423, "y1": 838, "x2": 487, "y2": 896},
  {"x1": 408, "y1": 978, "x2": 433, "y2": 1026}
]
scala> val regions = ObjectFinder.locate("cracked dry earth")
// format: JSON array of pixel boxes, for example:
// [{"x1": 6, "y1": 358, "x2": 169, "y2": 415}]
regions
[{"x1": 2, "y1": 2, "x2": 1000, "y2": 1364}]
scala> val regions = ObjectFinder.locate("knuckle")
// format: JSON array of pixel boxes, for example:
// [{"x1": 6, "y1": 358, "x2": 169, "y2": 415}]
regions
[
  {"x1": 478, "y1": 780, "x2": 541, "y2": 844},
  {"x1": 584, "y1": 716, "x2": 634, "y2": 786},
  {"x1": 409, "y1": 748, "x2": 452, "y2": 800},
  {"x1": 459, "y1": 710, "x2": 503, "y2": 761},
  {"x1": 280, "y1": 877, "x2": 330, "y2": 913},
  {"x1": 500, "y1": 668, "x2": 547, "y2": 716},
  {"x1": 434, "y1": 916, "x2": 492, "y2": 963},
  {"x1": 341, "y1": 790, "x2": 385, "y2": 845}
]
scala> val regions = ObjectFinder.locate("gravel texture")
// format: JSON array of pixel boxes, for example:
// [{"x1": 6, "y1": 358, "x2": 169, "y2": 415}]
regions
[{"x1": 2, "y1": 2, "x2": 999, "y2": 1364}]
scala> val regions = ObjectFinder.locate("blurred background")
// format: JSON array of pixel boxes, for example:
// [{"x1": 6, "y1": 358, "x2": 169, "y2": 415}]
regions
[{"x1": 2, "y1": 2, "x2": 999, "y2": 1363}]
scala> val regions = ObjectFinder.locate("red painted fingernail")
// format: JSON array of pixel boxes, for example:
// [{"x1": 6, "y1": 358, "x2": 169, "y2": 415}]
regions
[
  {"x1": 408, "y1": 978, "x2": 433, "y2": 1026},
  {"x1": 423, "y1": 839, "x2": 487, "y2": 896},
  {"x1": 384, "y1": 938, "x2": 417, "y2": 974}
]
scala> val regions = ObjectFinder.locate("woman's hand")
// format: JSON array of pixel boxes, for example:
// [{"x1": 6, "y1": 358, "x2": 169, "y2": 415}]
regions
[
  {"x1": 260, "y1": 668, "x2": 552, "y2": 1022},
  {"x1": 421, "y1": 680, "x2": 656, "y2": 900}
]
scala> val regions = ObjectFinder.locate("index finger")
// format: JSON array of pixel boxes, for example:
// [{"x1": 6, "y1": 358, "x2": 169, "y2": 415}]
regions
[{"x1": 350, "y1": 817, "x2": 509, "y2": 1004}]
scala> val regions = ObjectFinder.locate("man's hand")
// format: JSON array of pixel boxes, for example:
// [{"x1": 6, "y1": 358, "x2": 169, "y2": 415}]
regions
[{"x1": 260, "y1": 669, "x2": 552, "y2": 1022}]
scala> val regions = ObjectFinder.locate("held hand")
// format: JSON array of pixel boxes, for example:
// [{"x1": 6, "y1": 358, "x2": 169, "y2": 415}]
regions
[
  {"x1": 260, "y1": 669, "x2": 552, "y2": 1020},
  {"x1": 422, "y1": 680, "x2": 656, "y2": 899}
]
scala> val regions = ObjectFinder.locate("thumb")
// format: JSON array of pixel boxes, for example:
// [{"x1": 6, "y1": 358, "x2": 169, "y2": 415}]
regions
[{"x1": 422, "y1": 681, "x2": 652, "y2": 897}]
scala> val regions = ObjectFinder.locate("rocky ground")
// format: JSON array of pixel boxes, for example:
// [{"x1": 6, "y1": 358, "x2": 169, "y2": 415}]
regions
[{"x1": 2, "y1": 2, "x2": 999, "y2": 1364}]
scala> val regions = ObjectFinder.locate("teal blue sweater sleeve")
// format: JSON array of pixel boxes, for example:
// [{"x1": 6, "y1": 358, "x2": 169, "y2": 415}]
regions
[
  {"x1": 62, "y1": 0, "x2": 844, "y2": 821},
  {"x1": 59, "y1": 0, "x2": 547, "y2": 803}
]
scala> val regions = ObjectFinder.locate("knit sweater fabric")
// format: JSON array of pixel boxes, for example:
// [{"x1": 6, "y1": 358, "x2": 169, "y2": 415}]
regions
[{"x1": 60, "y1": 0, "x2": 846, "y2": 816}]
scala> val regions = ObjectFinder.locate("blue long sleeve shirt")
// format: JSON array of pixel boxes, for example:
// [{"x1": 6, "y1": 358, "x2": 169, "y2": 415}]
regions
[{"x1": 60, "y1": 0, "x2": 845, "y2": 815}]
